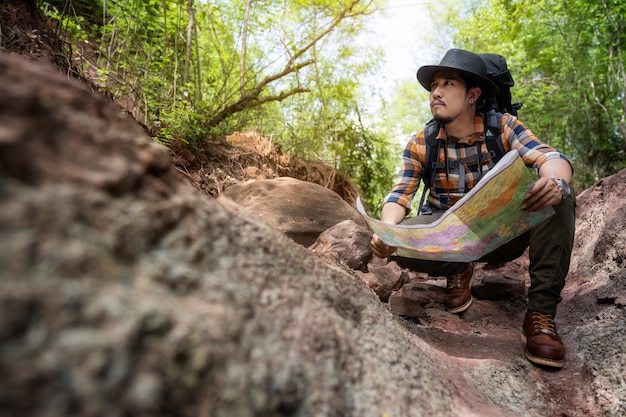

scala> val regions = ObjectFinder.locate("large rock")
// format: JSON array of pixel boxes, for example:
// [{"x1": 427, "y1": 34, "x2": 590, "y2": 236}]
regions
[
  {"x1": 220, "y1": 177, "x2": 368, "y2": 246},
  {"x1": 2, "y1": 52, "x2": 626, "y2": 417},
  {"x1": 0, "y1": 51, "x2": 453, "y2": 417},
  {"x1": 559, "y1": 169, "x2": 626, "y2": 417},
  {"x1": 308, "y1": 219, "x2": 372, "y2": 271}
]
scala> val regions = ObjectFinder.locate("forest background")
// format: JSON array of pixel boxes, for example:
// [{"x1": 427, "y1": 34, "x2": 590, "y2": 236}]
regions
[{"x1": 40, "y1": 0, "x2": 626, "y2": 212}]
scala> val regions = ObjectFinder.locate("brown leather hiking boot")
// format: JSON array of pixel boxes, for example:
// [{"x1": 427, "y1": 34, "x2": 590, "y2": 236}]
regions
[
  {"x1": 445, "y1": 263, "x2": 475, "y2": 313},
  {"x1": 521, "y1": 310, "x2": 566, "y2": 368}
]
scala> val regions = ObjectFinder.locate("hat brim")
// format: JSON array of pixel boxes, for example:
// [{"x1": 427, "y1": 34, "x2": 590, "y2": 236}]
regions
[{"x1": 417, "y1": 65, "x2": 500, "y2": 97}]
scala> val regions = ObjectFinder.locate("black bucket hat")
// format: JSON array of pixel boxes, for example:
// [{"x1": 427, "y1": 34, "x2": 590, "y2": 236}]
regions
[{"x1": 417, "y1": 48, "x2": 499, "y2": 97}]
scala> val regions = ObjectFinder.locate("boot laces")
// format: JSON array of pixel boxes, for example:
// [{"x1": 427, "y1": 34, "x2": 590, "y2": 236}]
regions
[
  {"x1": 447, "y1": 265, "x2": 471, "y2": 290},
  {"x1": 533, "y1": 312, "x2": 557, "y2": 336},
  {"x1": 447, "y1": 275, "x2": 462, "y2": 290}
]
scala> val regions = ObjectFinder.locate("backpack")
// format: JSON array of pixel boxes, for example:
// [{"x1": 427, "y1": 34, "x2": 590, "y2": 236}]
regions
[
  {"x1": 417, "y1": 53, "x2": 518, "y2": 214},
  {"x1": 477, "y1": 53, "x2": 522, "y2": 117}
]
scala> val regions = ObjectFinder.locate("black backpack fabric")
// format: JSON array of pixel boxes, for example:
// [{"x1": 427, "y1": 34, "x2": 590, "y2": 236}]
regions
[{"x1": 477, "y1": 53, "x2": 522, "y2": 116}]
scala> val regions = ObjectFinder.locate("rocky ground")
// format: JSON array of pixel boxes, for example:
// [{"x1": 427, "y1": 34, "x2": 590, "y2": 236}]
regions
[{"x1": 1, "y1": 3, "x2": 625, "y2": 416}]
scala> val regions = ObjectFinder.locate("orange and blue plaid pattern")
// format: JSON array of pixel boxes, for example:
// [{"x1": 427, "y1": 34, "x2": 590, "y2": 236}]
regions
[{"x1": 384, "y1": 112, "x2": 572, "y2": 211}]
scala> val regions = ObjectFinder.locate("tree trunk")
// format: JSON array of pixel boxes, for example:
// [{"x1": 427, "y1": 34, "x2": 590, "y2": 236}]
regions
[
  {"x1": 183, "y1": 0, "x2": 195, "y2": 88},
  {"x1": 240, "y1": 0, "x2": 253, "y2": 97}
]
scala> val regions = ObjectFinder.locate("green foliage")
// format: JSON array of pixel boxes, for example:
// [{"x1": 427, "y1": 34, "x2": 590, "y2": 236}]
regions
[
  {"x1": 450, "y1": 0, "x2": 626, "y2": 189},
  {"x1": 41, "y1": 0, "x2": 399, "y2": 206},
  {"x1": 159, "y1": 105, "x2": 212, "y2": 149},
  {"x1": 382, "y1": 80, "x2": 432, "y2": 138},
  {"x1": 42, "y1": 0, "x2": 626, "y2": 210},
  {"x1": 330, "y1": 123, "x2": 400, "y2": 213}
]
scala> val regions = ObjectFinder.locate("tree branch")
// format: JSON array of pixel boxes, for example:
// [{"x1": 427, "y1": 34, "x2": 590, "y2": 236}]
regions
[
  {"x1": 207, "y1": 86, "x2": 310, "y2": 128},
  {"x1": 250, "y1": 58, "x2": 315, "y2": 97},
  {"x1": 207, "y1": 0, "x2": 376, "y2": 128}
]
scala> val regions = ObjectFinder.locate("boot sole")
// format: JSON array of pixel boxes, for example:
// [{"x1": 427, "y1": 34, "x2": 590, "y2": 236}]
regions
[
  {"x1": 446, "y1": 295, "x2": 473, "y2": 314},
  {"x1": 520, "y1": 333, "x2": 565, "y2": 369}
]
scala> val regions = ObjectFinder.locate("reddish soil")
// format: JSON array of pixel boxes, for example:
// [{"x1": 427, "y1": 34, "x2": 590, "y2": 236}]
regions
[{"x1": 2, "y1": 4, "x2": 622, "y2": 415}]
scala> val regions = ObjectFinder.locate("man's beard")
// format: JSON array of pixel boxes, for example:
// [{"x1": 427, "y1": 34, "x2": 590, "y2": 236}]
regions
[{"x1": 433, "y1": 115, "x2": 453, "y2": 124}]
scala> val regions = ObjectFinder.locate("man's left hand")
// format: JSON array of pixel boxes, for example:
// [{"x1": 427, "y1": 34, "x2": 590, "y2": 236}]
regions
[{"x1": 522, "y1": 177, "x2": 563, "y2": 212}]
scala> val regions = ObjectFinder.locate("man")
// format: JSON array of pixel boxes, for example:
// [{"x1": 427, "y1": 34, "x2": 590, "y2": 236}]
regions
[{"x1": 371, "y1": 49, "x2": 576, "y2": 369}]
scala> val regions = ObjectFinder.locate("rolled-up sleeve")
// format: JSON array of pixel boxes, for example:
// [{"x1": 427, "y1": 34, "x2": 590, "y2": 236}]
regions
[
  {"x1": 383, "y1": 134, "x2": 425, "y2": 212},
  {"x1": 502, "y1": 114, "x2": 573, "y2": 171}
]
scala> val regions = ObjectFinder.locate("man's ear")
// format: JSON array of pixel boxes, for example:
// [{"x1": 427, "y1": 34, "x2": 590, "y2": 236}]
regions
[{"x1": 469, "y1": 86, "x2": 482, "y2": 102}]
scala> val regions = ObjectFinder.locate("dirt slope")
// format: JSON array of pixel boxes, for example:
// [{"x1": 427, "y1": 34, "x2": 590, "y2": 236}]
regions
[{"x1": 1, "y1": 4, "x2": 625, "y2": 415}]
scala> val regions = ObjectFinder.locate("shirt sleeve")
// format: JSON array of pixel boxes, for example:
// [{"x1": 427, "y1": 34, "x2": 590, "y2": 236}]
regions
[
  {"x1": 501, "y1": 114, "x2": 573, "y2": 171},
  {"x1": 382, "y1": 133, "x2": 425, "y2": 212}
]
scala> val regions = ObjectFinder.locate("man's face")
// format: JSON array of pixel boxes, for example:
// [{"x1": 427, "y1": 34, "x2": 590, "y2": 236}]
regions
[{"x1": 429, "y1": 70, "x2": 473, "y2": 123}]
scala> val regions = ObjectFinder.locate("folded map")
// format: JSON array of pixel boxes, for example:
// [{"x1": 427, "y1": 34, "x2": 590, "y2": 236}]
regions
[{"x1": 357, "y1": 150, "x2": 555, "y2": 262}]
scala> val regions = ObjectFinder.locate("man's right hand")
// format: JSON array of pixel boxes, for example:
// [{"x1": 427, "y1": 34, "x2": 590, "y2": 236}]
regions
[{"x1": 370, "y1": 233, "x2": 397, "y2": 258}]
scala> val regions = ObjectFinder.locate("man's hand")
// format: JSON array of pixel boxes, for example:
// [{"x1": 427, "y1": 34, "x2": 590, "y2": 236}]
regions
[
  {"x1": 370, "y1": 202, "x2": 404, "y2": 258},
  {"x1": 522, "y1": 177, "x2": 563, "y2": 212},
  {"x1": 371, "y1": 233, "x2": 397, "y2": 258}
]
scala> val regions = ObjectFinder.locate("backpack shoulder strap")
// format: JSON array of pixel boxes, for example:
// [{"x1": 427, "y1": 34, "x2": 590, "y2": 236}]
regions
[
  {"x1": 418, "y1": 112, "x2": 507, "y2": 214},
  {"x1": 416, "y1": 119, "x2": 441, "y2": 214},
  {"x1": 423, "y1": 112, "x2": 507, "y2": 179},
  {"x1": 422, "y1": 119, "x2": 442, "y2": 188},
  {"x1": 483, "y1": 110, "x2": 506, "y2": 164}
]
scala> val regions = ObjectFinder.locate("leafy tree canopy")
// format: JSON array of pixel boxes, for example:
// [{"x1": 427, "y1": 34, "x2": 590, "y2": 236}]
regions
[
  {"x1": 42, "y1": 0, "x2": 626, "y2": 208},
  {"x1": 448, "y1": 0, "x2": 626, "y2": 188}
]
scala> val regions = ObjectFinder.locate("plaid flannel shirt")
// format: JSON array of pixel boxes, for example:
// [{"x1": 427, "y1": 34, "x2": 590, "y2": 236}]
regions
[{"x1": 384, "y1": 112, "x2": 572, "y2": 212}]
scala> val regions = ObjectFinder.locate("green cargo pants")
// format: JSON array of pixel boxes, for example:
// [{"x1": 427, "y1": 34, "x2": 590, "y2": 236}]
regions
[{"x1": 391, "y1": 195, "x2": 576, "y2": 316}]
